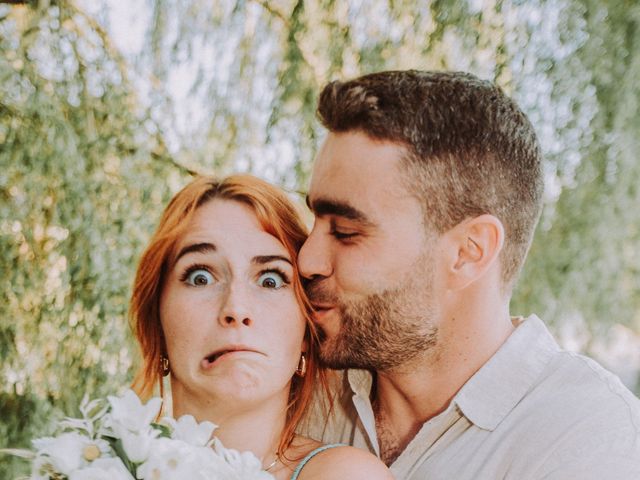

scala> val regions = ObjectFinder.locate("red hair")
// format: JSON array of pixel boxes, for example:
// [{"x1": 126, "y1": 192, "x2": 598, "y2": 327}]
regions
[{"x1": 130, "y1": 174, "x2": 326, "y2": 456}]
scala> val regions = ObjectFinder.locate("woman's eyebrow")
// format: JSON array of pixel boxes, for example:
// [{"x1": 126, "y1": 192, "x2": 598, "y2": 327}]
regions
[
  {"x1": 175, "y1": 242, "x2": 217, "y2": 262},
  {"x1": 252, "y1": 255, "x2": 292, "y2": 266}
]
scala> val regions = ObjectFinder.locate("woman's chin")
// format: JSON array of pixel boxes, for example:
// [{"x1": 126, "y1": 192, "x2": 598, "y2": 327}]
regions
[
  {"x1": 211, "y1": 372, "x2": 263, "y2": 398},
  {"x1": 172, "y1": 362, "x2": 292, "y2": 414}
]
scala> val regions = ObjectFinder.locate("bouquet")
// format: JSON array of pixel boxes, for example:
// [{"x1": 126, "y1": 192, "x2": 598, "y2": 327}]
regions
[{"x1": 2, "y1": 389, "x2": 274, "y2": 480}]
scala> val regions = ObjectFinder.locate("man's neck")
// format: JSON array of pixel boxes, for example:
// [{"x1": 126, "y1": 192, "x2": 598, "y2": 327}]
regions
[{"x1": 372, "y1": 306, "x2": 515, "y2": 465}]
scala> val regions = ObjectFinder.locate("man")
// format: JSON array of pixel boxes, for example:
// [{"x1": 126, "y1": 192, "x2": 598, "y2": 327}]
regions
[{"x1": 298, "y1": 70, "x2": 640, "y2": 479}]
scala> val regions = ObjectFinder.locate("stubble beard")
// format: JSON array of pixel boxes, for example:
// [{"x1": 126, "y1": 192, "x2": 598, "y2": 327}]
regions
[{"x1": 313, "y1": 261, "x2": 439, "y2": 372}]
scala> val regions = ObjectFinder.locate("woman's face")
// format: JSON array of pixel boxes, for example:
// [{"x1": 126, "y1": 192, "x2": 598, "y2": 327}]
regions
[{"x1": 159, "y1": 199, "x2": 306, "y2": 413}]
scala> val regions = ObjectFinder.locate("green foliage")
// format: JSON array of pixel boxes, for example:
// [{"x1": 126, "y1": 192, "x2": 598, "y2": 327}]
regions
[
  {"x1": 1, "y1": 0, "x2": 639, "y2": 477},
  {"x1": 513, "y1": 0, "x2": 640, "y2": 338},
  {"x1": 0, "y1": 2, "x2": 186, "y2": 474}
]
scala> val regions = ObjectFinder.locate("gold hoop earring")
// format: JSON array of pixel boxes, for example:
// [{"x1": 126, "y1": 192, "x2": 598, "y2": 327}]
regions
[
  {"x1": 160, "y1": 355, "x2": 170, "y2": 377},
  {"x1": 295, "y1": 354, "x2": 307, "y2": 377}
]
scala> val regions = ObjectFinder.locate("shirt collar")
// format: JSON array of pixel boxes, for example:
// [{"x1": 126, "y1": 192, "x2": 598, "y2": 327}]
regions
[
  {"x1": 454, "y1": 315, "x2": 560, "y2": 431},
  {"x1": 347, "y1": 368, "x2": 374, "y2": 399}
]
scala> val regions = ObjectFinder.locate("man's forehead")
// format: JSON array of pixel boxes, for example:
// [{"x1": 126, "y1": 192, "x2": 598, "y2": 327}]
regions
[
  {"x1": 306, "y1": 131, "x2": 422, "y2": 219},
  {"x1": 312, "y1": 130, "x2": 406, "y2": 168}
]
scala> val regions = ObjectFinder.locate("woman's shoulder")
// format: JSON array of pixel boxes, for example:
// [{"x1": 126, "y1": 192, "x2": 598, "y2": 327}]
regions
[{"x1": 295, "y1": 444, "x2": 394, "y2": 480}]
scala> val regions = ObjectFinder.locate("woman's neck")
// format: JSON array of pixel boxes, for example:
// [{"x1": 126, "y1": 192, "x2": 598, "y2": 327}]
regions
[
  {"x1": 213, "y1": 401, "x2": 286, "y2": 466},
  {"x1": 171, "y1": 388, "x2": 288, "y2": 467}
]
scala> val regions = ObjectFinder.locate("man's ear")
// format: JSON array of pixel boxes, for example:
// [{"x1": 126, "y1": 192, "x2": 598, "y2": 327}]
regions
[{"x1": 444, "y1": 214, "x2": 505, "y2": 291}]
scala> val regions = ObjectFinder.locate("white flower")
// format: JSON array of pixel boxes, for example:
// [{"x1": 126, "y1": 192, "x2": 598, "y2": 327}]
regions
[
  {"x1": 69, "y1": 457, "x2": 135, "y2": 480},
  {"x1": 210, "y1": 438, "x2": 275, "y2": 480},
  {"x1": 31, "y1": 454, "x2": 57, "y2": 480},
  {"x1": 107, "y1": 389, "x2": 162, "y2": 434},
  {"x1": 163, "y1": 414, "x2": 217, "y2": 447},
  {"x1": 82, "y1": 438, "x2": 112, "y2": 462},
  {"x1": 8, "y1": 388, "x2": 276, "y2": 480},
  {"x1": 32, "y1": 432, "x2": 88, "y2": 475},
  {"x1": 137, "y1": 437, "x2": 211, "y2": 480},
  {"x1": 115, "y1": 425, "x2": 158, "y2": 463}
]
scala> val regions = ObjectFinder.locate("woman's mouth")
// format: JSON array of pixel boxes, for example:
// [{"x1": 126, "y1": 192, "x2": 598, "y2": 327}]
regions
[
  {"x1": 205, "y1": 351, "x2": 226, "y2": 364},
  {"x1": 201, "y1": 347, "x2": 260, "y2": 368}
]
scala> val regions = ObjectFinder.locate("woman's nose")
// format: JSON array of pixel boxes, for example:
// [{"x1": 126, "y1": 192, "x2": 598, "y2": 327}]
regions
[{"x1": 217, "y1": 283, "x2": 252, "y2": 327}]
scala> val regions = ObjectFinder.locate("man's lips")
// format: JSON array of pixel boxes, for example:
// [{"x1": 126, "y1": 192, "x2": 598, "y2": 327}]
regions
[
  {"x1": 311, "y1": 304, "x2": 336, "y2": 322},
  {"x1": 312, "y1": 303, "x2": 334, "y2": 311},
  {"x1": 201, "y1": 346, "x2": 261, "y2": 368}
]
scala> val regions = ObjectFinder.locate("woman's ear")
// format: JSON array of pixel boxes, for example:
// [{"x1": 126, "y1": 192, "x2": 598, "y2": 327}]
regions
[{"x1": 445, "y1": 214, "x2": 505, "y2": 291}]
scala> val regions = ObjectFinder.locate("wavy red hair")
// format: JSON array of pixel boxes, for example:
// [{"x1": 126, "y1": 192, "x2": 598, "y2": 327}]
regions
[{"x1": 130, "y1": 174, "x2": 325, "y2": 456}]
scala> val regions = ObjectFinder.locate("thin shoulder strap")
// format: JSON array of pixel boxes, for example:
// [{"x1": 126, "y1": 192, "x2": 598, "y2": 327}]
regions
[{"x1": 289, "y1": 443, "x2": 345, "y2": 480}]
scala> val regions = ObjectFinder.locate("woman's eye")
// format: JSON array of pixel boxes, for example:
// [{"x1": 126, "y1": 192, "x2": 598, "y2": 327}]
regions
[
  {"x1": 185, "y1": 269, "x2": 214, "y2": 286},
  {"x1": 257, "y1": 271, "x2": 286, "y2": 289}
]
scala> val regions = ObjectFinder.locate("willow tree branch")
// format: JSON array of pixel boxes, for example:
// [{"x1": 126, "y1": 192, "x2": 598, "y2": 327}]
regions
[{"x1": 249, "y1": 0, "x2": 324, "y2": 86}]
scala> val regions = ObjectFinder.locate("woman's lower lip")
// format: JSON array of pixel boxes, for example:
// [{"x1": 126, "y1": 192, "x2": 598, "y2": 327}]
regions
[{"x1": 201, "y1": 351, "x2": 255, "y2": 369}]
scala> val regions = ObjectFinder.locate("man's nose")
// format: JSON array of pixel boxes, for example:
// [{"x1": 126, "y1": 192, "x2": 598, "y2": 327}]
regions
[{"x1": 298, "y1": 226, "x2": 333, "y2": 280}]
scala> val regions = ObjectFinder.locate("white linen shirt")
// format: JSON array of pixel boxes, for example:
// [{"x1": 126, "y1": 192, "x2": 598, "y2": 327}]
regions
[{"x1": 303, "y1": 315, "x2": 640, "y2": 479}]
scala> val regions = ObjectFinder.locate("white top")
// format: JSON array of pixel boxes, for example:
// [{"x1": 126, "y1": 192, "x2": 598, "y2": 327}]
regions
[{"x1": 302, "y1": 316, "x2": 640, "y2": 479}]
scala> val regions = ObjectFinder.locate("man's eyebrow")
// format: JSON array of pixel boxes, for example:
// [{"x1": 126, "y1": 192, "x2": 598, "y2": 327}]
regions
[
  {"x1": 175, "y1": 242, "x2": 217, "y2": 262},
  {"x1": 252, "y1": 255, "x2": 293, "y2": 266},
  {"x1": 306, "y1": 196, "x2": 372, "y2": 224}
]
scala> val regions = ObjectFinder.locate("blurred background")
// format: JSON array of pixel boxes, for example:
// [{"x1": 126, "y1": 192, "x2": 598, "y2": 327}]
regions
[{"x1": 1, "y1": 0, "x2": 639, "y2": 475}]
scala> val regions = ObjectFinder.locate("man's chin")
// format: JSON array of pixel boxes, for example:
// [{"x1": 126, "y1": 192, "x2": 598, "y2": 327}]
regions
[
  {"x1": 317, "y1": 339, "x2": 349, "y2": 370},
  {"x1": 318, "y1": 338, "x2": 369, "y2": 370},
  {"x1": 318, "y1": 357, "x2": 353, "y2": 370}
]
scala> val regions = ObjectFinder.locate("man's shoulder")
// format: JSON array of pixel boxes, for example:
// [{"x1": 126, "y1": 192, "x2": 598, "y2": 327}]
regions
[
  {"x1": 534, "y1": 348, "x2": 640, "y2": 418},
  {"x1": 524, "y1": 349, "x2": 640, "y2": 476},
  {"x1": 506, "y1": 315, "x2": 639, "y2": 429},
  {"x1": 462, "y1": 315, "x2": 640, "y2": 437},
  {"x1": 506, "y1": 347, "x2": 640, "y2": 459},
  {"x1": 454, "y1": 337, "x2": 640, "y2": 478}
]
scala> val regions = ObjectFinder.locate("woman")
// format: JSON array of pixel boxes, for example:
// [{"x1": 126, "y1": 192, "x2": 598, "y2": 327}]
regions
[{"x1": 129, "y1": 175, "x2": 393, "y2": 480}]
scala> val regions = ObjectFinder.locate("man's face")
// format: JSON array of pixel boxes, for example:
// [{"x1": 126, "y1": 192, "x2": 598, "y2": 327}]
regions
[{"x1": 299, "y1": 131, "x2": 443, "y2": 371}]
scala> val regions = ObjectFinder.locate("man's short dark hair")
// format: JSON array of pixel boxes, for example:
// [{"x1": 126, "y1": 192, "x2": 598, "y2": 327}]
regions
[{"x1": 317, "y1": 70, "x2": 543, "y2": 287}]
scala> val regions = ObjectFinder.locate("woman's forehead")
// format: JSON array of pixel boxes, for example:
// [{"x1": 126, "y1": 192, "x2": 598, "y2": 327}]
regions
[{"x1": 176, "y1": 199, "x2": 290, "y2": 259}]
